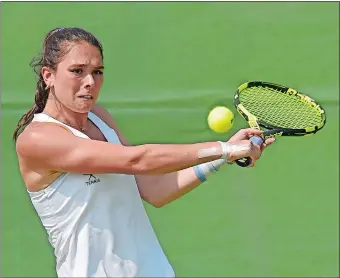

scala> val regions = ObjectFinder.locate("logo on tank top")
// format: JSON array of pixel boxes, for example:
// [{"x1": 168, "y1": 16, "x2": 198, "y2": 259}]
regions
[{"x1": 83, "y1": 174, "x2": 101, "y2": 186}]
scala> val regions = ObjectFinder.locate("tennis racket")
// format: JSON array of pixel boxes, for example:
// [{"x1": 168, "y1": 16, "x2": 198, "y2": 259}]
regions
[{"x1": 234, "y1": 81, "x2": 326, "y2": 167}]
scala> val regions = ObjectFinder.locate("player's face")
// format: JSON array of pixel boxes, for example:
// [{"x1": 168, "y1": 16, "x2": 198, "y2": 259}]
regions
[{"x1": 49, "y1": 41, "x2": 104, "y2": 113}]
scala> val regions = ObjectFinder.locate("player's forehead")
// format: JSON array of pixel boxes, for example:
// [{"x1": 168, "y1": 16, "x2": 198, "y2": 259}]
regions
[{"x1": 59, "y1": 41, "x2": 103, "y2": 68}]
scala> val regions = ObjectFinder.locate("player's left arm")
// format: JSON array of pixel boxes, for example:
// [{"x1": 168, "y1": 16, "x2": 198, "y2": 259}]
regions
[{"x1": 92, "y1": 104, "x2": 212, "y2": 208}]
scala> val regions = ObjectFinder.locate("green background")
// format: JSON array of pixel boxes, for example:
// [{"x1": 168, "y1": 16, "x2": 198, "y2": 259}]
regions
[{"x1": 2, "y1": 2, "x2": 339, "y2": 277}]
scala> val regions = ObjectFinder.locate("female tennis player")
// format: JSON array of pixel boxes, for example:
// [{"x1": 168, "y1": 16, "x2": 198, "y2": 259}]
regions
[{"x1": 13, "y1": 27, "x2": 274, "y2": 277}]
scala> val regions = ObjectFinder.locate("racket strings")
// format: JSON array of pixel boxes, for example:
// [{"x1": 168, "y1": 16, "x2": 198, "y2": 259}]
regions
[{"x1": 239, "y1": 86, "x2": 323, "y2": 129}]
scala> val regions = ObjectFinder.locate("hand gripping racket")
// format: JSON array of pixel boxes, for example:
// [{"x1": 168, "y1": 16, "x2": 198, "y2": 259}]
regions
[{"x1": 234, "y1": 81, "x2": 326, "y2": 167}]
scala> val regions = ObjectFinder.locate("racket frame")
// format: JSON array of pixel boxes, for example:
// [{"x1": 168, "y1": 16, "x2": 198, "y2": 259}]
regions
[{"x1": 234, "y1": 81, "x2": 326, "y2": 139}]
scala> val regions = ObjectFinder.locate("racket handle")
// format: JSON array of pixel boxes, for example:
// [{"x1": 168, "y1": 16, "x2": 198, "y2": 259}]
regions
[{"x1": 235, "y1": 136, "x2": 264, "y2": 167}]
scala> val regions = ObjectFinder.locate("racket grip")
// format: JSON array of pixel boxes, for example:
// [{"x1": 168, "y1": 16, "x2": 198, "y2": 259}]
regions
[{"x1": 235, "y1": 136, "x2": 264, "y2": 167}]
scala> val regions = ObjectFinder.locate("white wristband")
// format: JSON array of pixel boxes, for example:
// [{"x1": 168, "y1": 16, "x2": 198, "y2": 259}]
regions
[
  {"x1": 218, "y1": 141, "x2": 230, "y2": 160},
  {"x1": 218, "y1": 141, "x2": 251, "y2": 162}
]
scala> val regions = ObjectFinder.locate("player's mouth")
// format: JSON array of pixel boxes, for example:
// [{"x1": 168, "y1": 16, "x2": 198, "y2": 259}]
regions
[{"x1": 78, "y1": 95, "x2": 93, "y2": 100}]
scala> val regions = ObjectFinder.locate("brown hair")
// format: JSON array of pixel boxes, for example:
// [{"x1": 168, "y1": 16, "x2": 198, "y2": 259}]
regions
[{"x1": 13, "y1": 27, "x2": 103, "y2": 141}]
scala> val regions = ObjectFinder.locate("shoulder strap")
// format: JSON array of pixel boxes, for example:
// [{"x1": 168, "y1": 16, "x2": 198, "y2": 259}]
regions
[
  {"x1": 88, "y1": 112, "x2": 122, "y2": 144},
  {"x1": 88, "y1": 112, "x2": 111, "y2": 131}
]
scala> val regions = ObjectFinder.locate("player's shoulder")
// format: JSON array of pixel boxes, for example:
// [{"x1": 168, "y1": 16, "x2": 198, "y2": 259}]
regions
[{"x1": 16, "y1": 121, "x2": 72, "y2": 157}]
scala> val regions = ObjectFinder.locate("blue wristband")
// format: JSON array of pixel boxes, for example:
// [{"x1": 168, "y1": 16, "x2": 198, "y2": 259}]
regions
[{"x1": 193, "y1": 165, "x2": 207, "y2": 183}]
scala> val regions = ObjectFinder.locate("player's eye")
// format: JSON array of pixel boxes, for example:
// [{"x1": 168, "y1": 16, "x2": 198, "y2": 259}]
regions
[
  {"x1": 70, "y1": 69, "x2": 82, "y2": 74},
  {"x1": 94, "y1": 70, "x2": 104, "y2": 75}
]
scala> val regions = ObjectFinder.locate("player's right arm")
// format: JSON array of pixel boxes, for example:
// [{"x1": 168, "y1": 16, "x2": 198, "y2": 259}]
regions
[{"x1": 17, "y1": 122, "x2": 252, "y2": 176}]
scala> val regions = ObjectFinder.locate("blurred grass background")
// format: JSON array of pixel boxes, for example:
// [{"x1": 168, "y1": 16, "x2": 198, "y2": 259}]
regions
[{"x1": 2, "y1": 2, "x2": 339, "y2": 277}]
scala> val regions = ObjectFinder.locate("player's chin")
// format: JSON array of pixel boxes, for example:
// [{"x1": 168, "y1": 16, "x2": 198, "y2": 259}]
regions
[{"x1": 74, "y1": 101, "x2": 96, "y2": 113}]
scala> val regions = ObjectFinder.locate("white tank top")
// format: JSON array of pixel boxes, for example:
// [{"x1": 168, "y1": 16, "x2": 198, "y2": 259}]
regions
[{"x1": 28, "y1": 112, "x2": 175, "y2": 278}]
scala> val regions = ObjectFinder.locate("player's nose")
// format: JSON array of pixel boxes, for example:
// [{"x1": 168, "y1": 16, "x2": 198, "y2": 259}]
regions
[{"x1": 84, "y1": 73, "x2": 95, "y2": 89}]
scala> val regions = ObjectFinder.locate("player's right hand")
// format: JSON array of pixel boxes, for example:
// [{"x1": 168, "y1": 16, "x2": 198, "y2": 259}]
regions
[{"x1": 225, "y1": 128, "x2": 275, "y2": 167}]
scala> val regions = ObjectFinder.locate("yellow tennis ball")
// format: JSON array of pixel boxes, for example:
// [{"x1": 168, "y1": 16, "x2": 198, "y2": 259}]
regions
[{"x1": 208, "y1": 106, "x2": 234, "y2": 133}]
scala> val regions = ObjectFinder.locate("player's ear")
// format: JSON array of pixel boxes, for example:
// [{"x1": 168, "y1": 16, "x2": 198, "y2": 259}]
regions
[{"x1": 41, "y1": 66, "x2": 54, "y2": 88}]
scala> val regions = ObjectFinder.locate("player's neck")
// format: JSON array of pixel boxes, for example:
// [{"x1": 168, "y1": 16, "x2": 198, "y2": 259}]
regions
[{"x1": 43, "y1": 100, "x2": 89, "y2": 132}]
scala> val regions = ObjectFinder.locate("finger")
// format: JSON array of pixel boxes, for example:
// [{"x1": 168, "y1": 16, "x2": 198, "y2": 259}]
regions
[
  {"x1": 260, "y1": 144, "x2": 266, "y2": 151},
  {"x1": 250, "y1": 146, "x2": 262, "y2": 161},
  {"x1": 235, "y1": 128, "x2": 262, "y2": 138},
  {"x1": 248, "y1": 158, "x2": 256, "y2": 167},
  {"x1": 249, "y1": 151, "x2": 261, "y2": 167},
  {"x1": 245, "y1": 128, "x2": 264, "y2": 136},
  {"x1": 264, "y1": 137, "x2": 276, "y2": 147},
  {"x1": 229, "y1": 129, "x2": 263, "y2": 142},
  {"x1": 259, "y1": 137, "x2": 276, "y2": 151}
]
